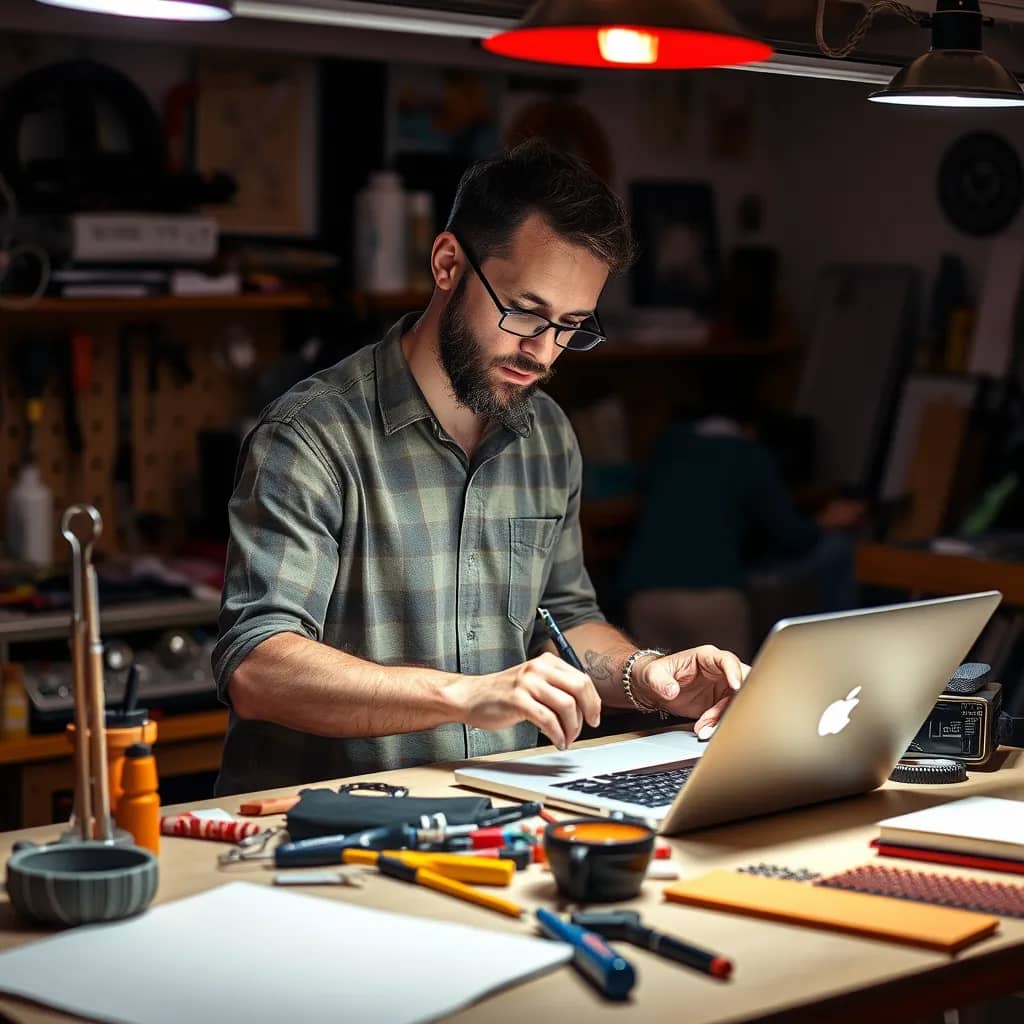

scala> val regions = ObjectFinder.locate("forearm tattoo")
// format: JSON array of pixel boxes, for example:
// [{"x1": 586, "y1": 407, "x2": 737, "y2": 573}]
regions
[{"x1": 582, "y1": 649, "x2": 617, "y2": 685}]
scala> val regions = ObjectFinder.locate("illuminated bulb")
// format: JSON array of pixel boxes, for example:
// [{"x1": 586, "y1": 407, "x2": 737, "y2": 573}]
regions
[
  {"x1": 597, "y1": 27, "x2": 660, "y2": 65},
  {"x1": 35, "y1": 0, "x2": 231, "y2": 20}
]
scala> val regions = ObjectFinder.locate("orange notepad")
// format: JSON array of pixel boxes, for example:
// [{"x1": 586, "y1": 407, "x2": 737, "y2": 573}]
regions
[{"x1": 663, "y1": 870, "x2": 999, "y2": 953}]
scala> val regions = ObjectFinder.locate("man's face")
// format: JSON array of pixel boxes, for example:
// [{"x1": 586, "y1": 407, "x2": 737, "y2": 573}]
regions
[{"x1": 438, "y1": 213, "x2": 609, "y2": 426}]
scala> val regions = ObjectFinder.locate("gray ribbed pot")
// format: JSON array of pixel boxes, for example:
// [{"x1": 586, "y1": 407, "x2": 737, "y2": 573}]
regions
[{"x1": 6, "y1": 841, "x2": 158, "y2": 926}]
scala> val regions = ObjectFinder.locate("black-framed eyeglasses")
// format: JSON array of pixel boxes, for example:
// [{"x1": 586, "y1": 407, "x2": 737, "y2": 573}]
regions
[{"x1": 453, "y1": 232, "x2": 606, "y2": 352}]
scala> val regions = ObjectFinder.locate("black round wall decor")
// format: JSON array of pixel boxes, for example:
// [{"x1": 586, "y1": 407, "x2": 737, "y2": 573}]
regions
[{"x1": 938, "y1": 131, "x2": 1024, "y2": 236}]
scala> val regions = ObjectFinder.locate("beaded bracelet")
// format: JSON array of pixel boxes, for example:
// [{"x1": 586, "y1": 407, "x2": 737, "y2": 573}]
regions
[{"x1": 622, "y1": 648, "x2": 668, "y2": 718}]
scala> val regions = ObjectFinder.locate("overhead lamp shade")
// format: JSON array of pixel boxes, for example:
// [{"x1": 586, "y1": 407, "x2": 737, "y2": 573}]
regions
[
  {"x1": 34, "y1": 0, "x2": 232, "y2": 20},
  {"x1": 869, "y1": 50, "x2": 1024, "y2": 107},
  {"x1": 869, "y1": 0, "x2": 1024, "y2": 108},
  {"x1": 482, "y1": 0, "x2": 773, "y2": 69}
]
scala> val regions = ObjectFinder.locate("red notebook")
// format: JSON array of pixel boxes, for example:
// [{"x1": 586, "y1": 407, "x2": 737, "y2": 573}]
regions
[{"x1": 871, "y1": 839, "x2": 1024, "y2": 876}]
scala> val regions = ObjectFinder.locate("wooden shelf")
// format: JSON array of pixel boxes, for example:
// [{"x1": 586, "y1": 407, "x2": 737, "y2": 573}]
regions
[
  {"x1": 0, "y1": 597, "x2": 220, "y2": 646},
  {"x1": 856, "y1": 542, "x2": 1024, "y2": 606},
  {"x1": 0, "y1": 708, "x2": 228, "y2": 766},
  {"x1": 0, "y1": 291, "x2": 328, "y2": 314}
]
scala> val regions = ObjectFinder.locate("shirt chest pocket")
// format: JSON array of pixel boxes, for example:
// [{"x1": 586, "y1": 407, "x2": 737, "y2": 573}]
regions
[{"x1": 508, "y1": 516, "x2": 561, "y2": 631}]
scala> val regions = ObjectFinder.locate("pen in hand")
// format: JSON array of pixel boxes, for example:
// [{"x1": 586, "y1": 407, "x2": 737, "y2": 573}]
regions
[{"x1": 537, "y1": 606, "x2": 586, "y2": 673}]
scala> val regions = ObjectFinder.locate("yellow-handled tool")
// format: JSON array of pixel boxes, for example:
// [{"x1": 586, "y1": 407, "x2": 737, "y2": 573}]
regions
[{"x1": 341, "y1": 849, "x2": 515, "y2": 886}]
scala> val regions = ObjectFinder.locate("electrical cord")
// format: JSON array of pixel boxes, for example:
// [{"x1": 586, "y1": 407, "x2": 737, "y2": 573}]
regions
[
  {"x1": 0, "y1": 170, "x2": 50, "y2": 309},
  {"x1": 816, "y1": 0, "x2": 926, "y2": 59}
]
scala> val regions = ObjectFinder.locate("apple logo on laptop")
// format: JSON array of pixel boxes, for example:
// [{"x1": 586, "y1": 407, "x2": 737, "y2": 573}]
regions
[{"x1": 817, "y1": 686, "x2": 862, "y2": 737}]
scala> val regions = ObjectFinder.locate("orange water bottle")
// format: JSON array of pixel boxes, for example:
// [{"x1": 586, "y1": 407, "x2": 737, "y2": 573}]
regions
[{"x1": 115, "y1": 743, "x2": 160, "y2": 854}]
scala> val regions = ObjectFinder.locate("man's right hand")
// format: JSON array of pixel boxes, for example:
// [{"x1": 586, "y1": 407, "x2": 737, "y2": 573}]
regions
[{"x1": 451, "y1": 652, "x2": 601, "y2": 751}]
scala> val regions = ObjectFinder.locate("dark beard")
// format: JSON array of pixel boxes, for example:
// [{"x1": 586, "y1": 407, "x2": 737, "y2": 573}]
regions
[{"x1": 438, "y1": 279, "x2": 552, "y2": 427}]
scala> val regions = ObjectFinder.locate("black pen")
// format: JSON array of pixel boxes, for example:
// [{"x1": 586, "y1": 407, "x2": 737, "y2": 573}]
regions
[
  {"x1": 537, "y1": 606, "x2": 586, "y2": 673},
  {"x1": 474, "y1": 801, "x2": 542, "y2": 829},
  {"x1": 571, "y1": 910, "x2": 733, "y2": 979}
]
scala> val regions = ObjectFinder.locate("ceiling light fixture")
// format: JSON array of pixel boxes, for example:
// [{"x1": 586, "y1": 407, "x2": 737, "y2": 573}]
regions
[
  {"x1": 816, "y1": 0, "x2": 1024, "y2": 107},
  {"x1": 481, "y1": 0, "x2": 774, "y2": 70},
  {"x1": 34, "y1": 0, "x2": 232, "y2": 20},
  {"x1": 233, "y1": 0, "x2": 507, "y2": 39},
  {"x1": 870, "y1": 0, "x2": 1024, "y2": 106}
]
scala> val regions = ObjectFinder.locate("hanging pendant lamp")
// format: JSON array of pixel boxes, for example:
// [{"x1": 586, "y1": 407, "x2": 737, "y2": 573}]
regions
[
  {"x1": 869, "y1": 0, "x2": 1024, "y2": 107},
  {"x1": 483, "y1": 0, "x2": 773, "y2": 70},
  {"x1": 34, "y1": 0, "x2": 232, "y2": 20}
]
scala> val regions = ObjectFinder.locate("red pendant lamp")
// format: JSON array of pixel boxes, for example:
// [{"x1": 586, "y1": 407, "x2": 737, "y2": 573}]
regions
[{"x1": 483, "y1": 0, "x2": 773, "y2": 70}]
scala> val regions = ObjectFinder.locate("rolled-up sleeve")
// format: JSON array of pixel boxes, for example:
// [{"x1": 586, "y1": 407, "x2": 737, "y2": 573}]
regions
[
  {"x1": 536, "y1": 438, "x2": 605, "y2": 640},
  {"x1": 212, "y1": 418, "x2": 344, "y2": 703}
]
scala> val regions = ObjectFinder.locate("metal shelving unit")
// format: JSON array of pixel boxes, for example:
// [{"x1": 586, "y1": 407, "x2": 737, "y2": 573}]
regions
[{"x1": 0, "y1": 596, "x2": 220, "y2": 661}]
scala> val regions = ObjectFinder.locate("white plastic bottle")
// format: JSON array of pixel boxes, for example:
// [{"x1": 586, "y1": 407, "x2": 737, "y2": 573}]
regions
[
  {"x1": 355, "y1": 170, "x2": 408, "y2": 295},
  {"x1": 5, "y1": 463, "x2": 53, "y2": 567}
]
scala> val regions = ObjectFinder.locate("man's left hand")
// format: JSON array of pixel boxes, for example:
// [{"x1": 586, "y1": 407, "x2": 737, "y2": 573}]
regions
[{"x1": 637, "y1": 646, "x2": 751, "y2": 738}]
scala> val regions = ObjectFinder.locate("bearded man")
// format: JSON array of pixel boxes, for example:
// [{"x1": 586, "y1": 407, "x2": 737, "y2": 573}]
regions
[{"x1": 213, "y1": 140, "x2": 747, "y2": 795}]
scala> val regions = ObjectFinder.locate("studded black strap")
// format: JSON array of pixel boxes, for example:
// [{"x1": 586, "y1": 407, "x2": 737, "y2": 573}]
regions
[{"x1": 889, "y1": 757, "x2": 967, "y2": 784}]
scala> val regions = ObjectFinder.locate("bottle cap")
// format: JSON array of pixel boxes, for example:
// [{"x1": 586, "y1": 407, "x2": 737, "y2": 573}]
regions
[
  {"x1": 370, "y1": 170, "x2": 402, "y2": 188},
  {"x1": 106, "y1": 708, "x2": 148, "y2": 728},
  {"x1": 125, "y1": 743, "x2": 152, "y2": 758}
]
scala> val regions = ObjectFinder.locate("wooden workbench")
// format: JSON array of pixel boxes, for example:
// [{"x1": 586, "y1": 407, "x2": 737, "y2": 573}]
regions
[{"x1": 0, "y1": 733, "x2": 1022, "y2": 1023}]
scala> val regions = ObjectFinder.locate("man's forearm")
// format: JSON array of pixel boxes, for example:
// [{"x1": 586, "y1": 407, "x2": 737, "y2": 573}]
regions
[
  {"x1": 564, "y1": 620, "x2": 649, "y2": 710},
  {"x1": 228, "y1": 632, "x2": 462, "y2": 738}
]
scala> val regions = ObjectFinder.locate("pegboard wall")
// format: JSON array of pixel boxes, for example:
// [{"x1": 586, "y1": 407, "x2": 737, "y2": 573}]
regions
[{"x1": 1, "y1": 309, "x2": 285, "y2": 560}]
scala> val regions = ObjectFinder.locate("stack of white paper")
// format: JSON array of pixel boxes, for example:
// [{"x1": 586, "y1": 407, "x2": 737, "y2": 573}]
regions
[{"x1": 0, "y1": 881, "x2": 570, "y2": 1024}]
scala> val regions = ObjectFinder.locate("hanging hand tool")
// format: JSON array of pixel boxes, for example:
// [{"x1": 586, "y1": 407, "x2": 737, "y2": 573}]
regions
[
  {"x1": 10, "y1": 337, "x2": 52, "y2": 463},
  {"x1": 62, "y1": 333, "x2": 92, "y2": 498},
  {"x1": 145, "y1": 327, "x2": 194, "y2": 434},
  {"x1": 113, "y1": 325, "x2": 143, "y2": 551}
]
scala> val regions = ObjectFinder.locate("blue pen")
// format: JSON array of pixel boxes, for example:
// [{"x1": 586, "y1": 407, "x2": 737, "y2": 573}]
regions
[
  {"x1": 536, "y1": 907, "x2": 636, "y2": 1000},
  {"x1": 537, "y1": 607, "x2": 586, "y2": 673}
]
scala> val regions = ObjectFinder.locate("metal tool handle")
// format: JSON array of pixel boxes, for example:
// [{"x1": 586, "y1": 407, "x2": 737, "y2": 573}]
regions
[
  {"x1": 61, "y1": 505, "x2": 97, "y2": 840},
  {"x1": 84, "y1": 565, "x2": 113, "y2": 840},
  {"x1": 60, "y1": 505, "x2": 111, "y2": 841}
]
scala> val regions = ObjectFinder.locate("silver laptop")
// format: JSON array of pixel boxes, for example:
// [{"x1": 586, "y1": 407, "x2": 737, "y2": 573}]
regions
[{"x1": 454, "y1": 592, "x2": 1001, "y2": 834}]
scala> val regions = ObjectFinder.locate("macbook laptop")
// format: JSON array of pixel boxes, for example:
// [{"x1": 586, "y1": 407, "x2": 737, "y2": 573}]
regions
[{"x1": 454, "y1": 592, "x2": 1001, "y2": 834}]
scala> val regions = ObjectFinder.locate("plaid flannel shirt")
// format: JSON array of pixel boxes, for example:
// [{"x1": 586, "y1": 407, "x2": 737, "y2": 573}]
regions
[{"x1": 212, "y1": 315, "x2": 604, "y2": 794}]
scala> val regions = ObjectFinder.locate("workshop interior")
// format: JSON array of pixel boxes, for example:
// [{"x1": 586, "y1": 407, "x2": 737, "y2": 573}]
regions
[{"x1": 3, "y1": 1, "x2": 1024, "y2": 1022}]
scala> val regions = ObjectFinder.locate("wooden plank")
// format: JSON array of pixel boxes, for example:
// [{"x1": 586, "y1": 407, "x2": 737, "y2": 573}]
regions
[
  {"x1": 0, "y1": 710, "x2": 228, "y2": 766},
  {"x1": 889, "y1": 400, "x2": 970, "y2": 541},
  {"x1": 856, "y1": 543, "x2": 1024, "y2": 605}
]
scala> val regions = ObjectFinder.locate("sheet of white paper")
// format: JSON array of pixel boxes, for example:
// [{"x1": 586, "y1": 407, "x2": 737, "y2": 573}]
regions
[
  {"x1": 0, "y1": 881, "x2": 570, "y2": 1024},
  {"x1": 188, "y1": 808, "x2": 234, "y2": 822}
]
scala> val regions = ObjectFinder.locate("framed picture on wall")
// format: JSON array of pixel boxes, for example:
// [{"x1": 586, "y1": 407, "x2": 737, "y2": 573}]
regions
[
  {"x1": 630, "y1": 181, "x2": 722, "y2": 316},
  {"x1": 196, "y1": 52, "x2": 318, "y2": 237}
]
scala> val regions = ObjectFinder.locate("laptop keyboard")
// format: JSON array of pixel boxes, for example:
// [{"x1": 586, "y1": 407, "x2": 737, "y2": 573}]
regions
[{"x1": 550, "y1": 757, "x2": 699, "y2": 808}]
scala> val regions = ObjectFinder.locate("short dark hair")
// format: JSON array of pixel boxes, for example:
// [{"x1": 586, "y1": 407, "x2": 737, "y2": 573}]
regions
[{"x1": 445, "y1": 139, "x2": 636, "y2": 275}]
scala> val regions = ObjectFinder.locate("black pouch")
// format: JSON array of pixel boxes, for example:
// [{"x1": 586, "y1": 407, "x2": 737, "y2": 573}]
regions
[{"x1": 285, "y1": 788, "x2": 494, "y2": 841}]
